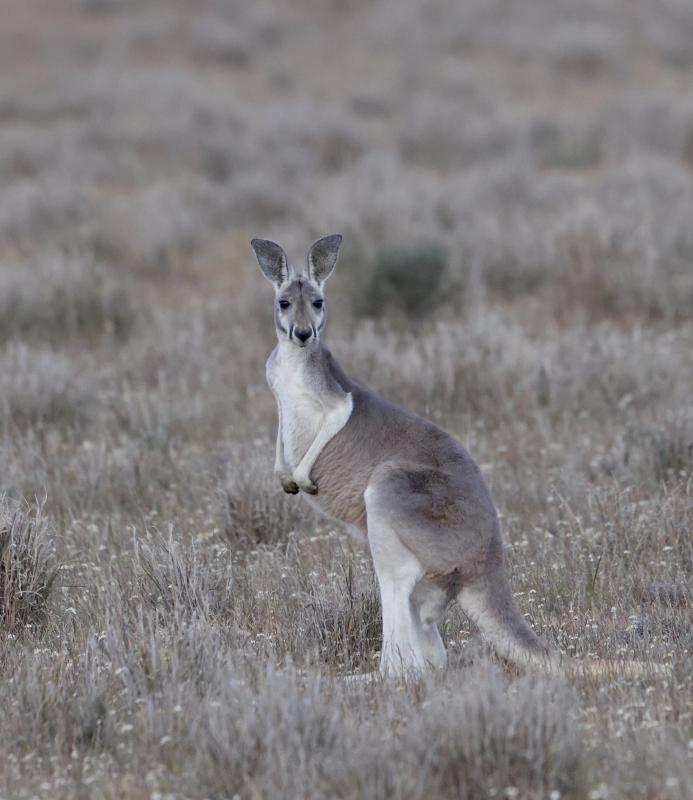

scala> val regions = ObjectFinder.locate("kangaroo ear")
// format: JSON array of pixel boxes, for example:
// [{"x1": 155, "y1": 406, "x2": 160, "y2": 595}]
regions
[
  {"x1": 307, "y1": 234, "x2": 342, "y2": 285},
  {"x1": 251, "y1": 238, "x2": 289, "y2": 286}
]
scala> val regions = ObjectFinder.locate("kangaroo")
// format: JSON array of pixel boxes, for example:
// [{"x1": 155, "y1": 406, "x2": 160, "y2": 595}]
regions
[{"x1": 251, "y1": 234, "x2": 662, "y2": 680}]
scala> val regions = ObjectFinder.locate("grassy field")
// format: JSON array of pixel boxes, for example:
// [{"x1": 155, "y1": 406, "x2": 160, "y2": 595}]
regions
[{"x1": 0, "y1": 0, "x2": 692, "y2": 797}]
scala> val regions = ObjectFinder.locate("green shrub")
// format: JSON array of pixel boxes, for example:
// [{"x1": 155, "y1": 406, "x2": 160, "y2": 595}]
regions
[{"x1": 351, "y1": 241, "x2": 449, "y2": 319}]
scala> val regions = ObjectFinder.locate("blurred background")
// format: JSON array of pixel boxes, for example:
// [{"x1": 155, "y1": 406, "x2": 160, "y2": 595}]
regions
[
  {"x1": 1, "y1": 3, "x2": 692, "y2": 797},
  {"x1": 2, "y1": 0, "x2": 692, "y2": 513},
  {"x1": 3, "y1": 0, "x2": 693, "y2": 320}
]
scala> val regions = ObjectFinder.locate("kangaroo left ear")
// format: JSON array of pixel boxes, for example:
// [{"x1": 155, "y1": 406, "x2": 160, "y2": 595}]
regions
[{"x1": 307, "y1": 234, "x2": 342, "y2": 285}]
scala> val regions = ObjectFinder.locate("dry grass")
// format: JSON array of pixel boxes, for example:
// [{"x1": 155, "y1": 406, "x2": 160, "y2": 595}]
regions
[
  {"x1": 0, "y1": 498, "x2": 58, "y2": 632},
  {"x1": 0, "y1": 0, "x2": 691, "y2": 797}
]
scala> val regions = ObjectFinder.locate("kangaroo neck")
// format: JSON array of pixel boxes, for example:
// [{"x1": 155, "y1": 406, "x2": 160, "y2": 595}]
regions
[{"x1": 276, "y1": 338, "x2": 322, "y2": 365}]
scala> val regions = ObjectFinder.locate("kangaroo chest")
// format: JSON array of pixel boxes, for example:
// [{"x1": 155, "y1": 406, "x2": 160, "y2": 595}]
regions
[{"x1": 267, "y1": 350, "x2": 324, "y2": 469}]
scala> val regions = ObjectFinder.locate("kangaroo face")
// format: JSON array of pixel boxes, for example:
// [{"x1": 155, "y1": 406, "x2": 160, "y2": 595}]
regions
[
  {"x1": 251, "y1": 234, "x2": 342, "y2": 349},
  {"x1": 275, "y1": 276, "x2": 325, "y2": 348}
]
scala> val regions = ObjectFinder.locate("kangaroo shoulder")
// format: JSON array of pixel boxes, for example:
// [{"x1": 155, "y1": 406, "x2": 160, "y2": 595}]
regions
[{"x1": 321, "y1": 346, "x2": 353, "y2": 394}]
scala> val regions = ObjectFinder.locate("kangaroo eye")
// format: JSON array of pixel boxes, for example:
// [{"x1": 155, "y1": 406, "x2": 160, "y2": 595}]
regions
[
  {"x1": 278, "y1": 300, "x2": 291, "y2": 310},
  {"x1": 312, "y1": 299, "x2": 324, "y2": 310}
]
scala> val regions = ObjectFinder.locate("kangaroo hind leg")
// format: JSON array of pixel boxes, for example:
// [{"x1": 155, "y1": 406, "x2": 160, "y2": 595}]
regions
[
  {"x1": 368, "y1": 524, "x2": 427, "y2": 676},
  {"x1": 365, "y1": 465, "x2": 458, "y2": 676},
  {"x1": 410, "y1": 578, "x2": 449, "y2": 670},
  {"x1": 364, "y1": 489, "x2": 427, "y2": 677}
]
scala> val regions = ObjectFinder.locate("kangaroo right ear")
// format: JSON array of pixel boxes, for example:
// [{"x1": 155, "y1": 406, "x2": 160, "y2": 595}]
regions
[{"x1": 251, "y1": 239, "x2": 289, "y2": 286}]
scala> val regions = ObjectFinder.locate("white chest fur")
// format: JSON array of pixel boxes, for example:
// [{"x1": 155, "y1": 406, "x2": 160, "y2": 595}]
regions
[{"x1": 267, "y1": 347, "x2": 326, "y2": 469}]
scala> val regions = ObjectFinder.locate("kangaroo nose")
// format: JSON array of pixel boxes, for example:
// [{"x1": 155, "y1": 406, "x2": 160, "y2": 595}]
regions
[{"x1": 295, "y1": 328, "x2": 312, "y2": 343}]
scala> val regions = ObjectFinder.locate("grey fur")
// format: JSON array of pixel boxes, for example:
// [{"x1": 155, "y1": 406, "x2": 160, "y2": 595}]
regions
[
  {"x1": 253, "y1": 235, "x2": 556, "y2": 676},
  {"x1": 310, "y1": 354, "x2": 553, "y2": 670},
  {"x1": 251, "y1": 238, "x2": 290, "y2": 286},
  {"x1": 307, "y1": 234, "x2": 342, "y2": 285}
]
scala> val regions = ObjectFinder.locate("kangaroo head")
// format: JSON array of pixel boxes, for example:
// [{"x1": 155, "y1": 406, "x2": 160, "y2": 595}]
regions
[{"x1": 251, "y1": 234, "x2": 342, "y2": 348}]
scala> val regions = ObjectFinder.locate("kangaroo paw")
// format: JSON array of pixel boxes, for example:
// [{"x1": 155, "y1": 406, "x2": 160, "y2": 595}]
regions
[
  {"x1": 276, "y1": 473, "x2": 299, "y2": 494},
  {"x1": 293, "y1": 472, "x2": 318, "y2": 494}
]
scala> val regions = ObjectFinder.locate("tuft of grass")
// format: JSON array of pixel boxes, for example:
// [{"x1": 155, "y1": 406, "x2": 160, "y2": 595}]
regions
[
  {"x1": 221, "y1": 466, "x2": 316, "y2": 548},
  {"x1": 134, "y1": 529, "x2": 234, "y2": 620},
  {"x1": 304, "y1": 560, "x2": 382, "y2": 671},
  {"x1": 0, "y1": 498, "x2": 58, "y2": 633}
]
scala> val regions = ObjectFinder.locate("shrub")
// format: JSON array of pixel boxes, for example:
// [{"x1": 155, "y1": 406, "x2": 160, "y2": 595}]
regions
[
  {"x1": 530, "y1": 118, "x2": 604, "y2": 170},
  {"x1": 0, "y1": 344, "x2": 95, "y2": 433},
  {"x1": 351, "y1": 241, "x2": 449, "y2": 319},
  {"x1": 0, "y1": 256, "x2": 135, "y2": 344},
  {"x1": 92, "y1": 181, "x2": 231, "y2": 274},
  {"x1": 624, "y1": 416, "x2": 693, "y2": 485}
]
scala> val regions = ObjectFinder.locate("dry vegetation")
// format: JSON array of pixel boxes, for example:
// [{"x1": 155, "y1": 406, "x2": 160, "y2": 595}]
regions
[{"x1": 0, "y1": 0, "x2": 692, "y2": 797}]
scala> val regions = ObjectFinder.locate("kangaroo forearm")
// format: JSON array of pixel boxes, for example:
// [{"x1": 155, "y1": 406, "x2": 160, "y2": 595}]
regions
[
  {"x1": 294, "y1": 427, "x2": 335, "y2": 479},
  {"x1": 274, "y1": 405, "x2": 288, "y2": 473},
  {"x1": 293, "y1": 393, "x2": 353, "y2": 483},
  {"x1": 274, "y1": 428, "x2": 286, "y2": 473}
]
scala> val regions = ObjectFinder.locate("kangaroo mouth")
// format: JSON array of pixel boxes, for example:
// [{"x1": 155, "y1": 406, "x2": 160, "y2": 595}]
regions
[{"x1": 290, "y1": 326, "x2": 315, "y2": 347}]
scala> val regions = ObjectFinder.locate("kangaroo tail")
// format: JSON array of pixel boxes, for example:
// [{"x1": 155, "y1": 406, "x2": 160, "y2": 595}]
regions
[
  {"x1": 458, "y1": 568, "x2": 561, "y2": 672},
  {"x1": 559, "y1": 657, "x2": 669, "y2": 680},
  {"x1": 458, "y1": 568, "x2": 668, "y2": 679}
]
